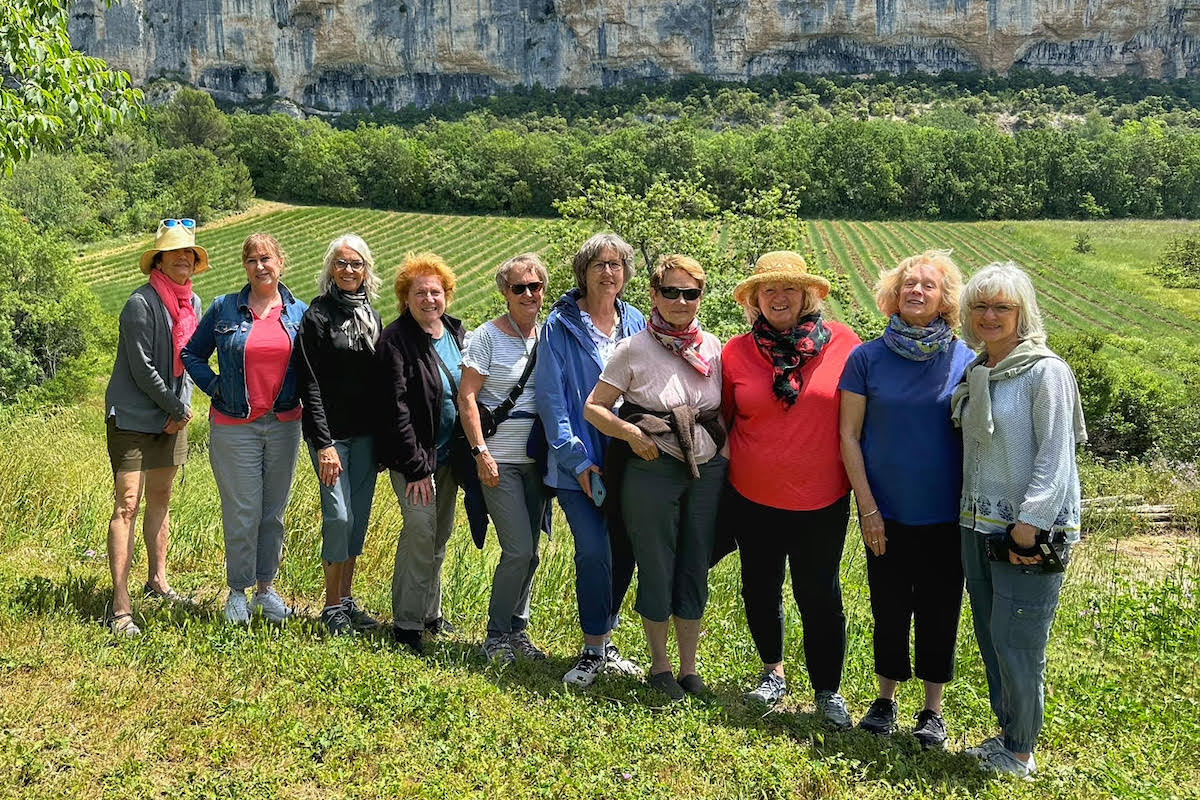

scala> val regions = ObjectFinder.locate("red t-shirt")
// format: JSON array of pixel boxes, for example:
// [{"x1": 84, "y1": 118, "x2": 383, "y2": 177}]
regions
[
  {"x1": 211, "y1": 305, "x2": 303, "y2": 426},
  {"x1": 721, "y1": 320, "x2": 861, "y2": 511}
]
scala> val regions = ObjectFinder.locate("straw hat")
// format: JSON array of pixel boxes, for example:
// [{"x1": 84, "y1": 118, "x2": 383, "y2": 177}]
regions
[
  {"x1": 138, "y1": 222, "x2": 210, "y2": 275},
  {"x1": 732, "y1": 250, "x2": 830, "y2": 307}
]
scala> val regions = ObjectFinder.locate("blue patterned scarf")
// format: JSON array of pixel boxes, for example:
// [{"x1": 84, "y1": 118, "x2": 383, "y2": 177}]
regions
[{"x1": 882, "y1": 314, "x2": 954, "y2": 361}]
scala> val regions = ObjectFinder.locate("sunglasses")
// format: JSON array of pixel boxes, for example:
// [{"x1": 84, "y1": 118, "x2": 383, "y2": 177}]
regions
[
  {"x1": 508, "y1": 281, "x2": 544, "y2": 295},
  {"x1": 658, "y1": 286, "x2": 702, "y2": 301},
  {"x1": 160, "y1": 218, "x2": 196, "y2": 230}
]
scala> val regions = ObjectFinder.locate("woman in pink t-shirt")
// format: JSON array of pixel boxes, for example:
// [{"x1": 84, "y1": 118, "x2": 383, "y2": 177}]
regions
[{"x1": 721, "y1": 251, "x2": 861, "y2": 727}]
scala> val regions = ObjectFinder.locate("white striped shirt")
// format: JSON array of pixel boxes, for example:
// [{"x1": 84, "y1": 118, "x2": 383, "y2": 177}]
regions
[{"x1": 462, "y1": 321, "x2": 537, "y2": 464}]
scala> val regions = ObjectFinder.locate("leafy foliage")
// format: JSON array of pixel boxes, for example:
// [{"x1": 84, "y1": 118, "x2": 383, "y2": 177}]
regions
[{"x1": 1149, "y1": 231, "x2": 1200, "y2": 288}]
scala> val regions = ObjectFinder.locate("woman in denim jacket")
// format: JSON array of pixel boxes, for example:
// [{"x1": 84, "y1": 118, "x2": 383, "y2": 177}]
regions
[{"x1": 182, "y1": 233, "x2": 309, "y2": 625}]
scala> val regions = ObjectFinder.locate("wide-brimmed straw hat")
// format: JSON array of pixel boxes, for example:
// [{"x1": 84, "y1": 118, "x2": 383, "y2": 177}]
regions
[
  {"x1": 138, "y1": 221, "x2": 210, "y2": 275},
  {"x1": 732, "y1": 250, "x2": 830, "y2": 307}
]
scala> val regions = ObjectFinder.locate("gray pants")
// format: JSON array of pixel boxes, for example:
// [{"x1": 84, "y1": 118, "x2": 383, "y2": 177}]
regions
[
  {"x1": 389, "y1": 463, "x2": 459, "y2": 631},
  {"x1": 208, "y1": 414, "x2": 302, "y2": 591},
  {"x1": 482, "y1": 462, "x2": 546, "y2": 635}
]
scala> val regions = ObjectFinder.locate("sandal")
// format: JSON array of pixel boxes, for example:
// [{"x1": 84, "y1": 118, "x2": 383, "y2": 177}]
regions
[
  {"x1": 109, "y1": 613, "x2": 142, "y2": 638},
  {"x1": 143, "y1": 583, "x2": 194, "y2": 606}
]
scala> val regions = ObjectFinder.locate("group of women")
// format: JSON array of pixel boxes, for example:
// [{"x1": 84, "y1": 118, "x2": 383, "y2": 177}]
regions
[{"x1": 105, "y1": 221, "x2": 1084, "y2": 778}]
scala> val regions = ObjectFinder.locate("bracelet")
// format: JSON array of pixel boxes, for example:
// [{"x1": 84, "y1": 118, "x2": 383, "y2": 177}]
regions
[{"x1": 860, "y1": 508, "x2": 880, "y2": 519}]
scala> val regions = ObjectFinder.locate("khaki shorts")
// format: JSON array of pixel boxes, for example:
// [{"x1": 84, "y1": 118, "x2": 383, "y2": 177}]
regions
[{"x1": 106, "y1": 416, "x2": 188, "y2": 474}]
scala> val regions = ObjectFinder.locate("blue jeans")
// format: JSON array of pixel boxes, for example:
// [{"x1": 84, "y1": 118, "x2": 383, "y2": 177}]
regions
[
  {"x1": 308, "y1": 436, "x2": 378, "y2": 564},
  {"x1": 557, "y1": 488, "x2": 635, "y2": 637},
  {"x1": 961, "y1": 527, "x2": 1067, "y2": 753},
  {"x1": 209, "y1": 414, "x2": 302, "y2": 591}
]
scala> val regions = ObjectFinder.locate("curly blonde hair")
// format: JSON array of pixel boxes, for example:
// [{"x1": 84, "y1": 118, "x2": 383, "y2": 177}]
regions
[{"x1": 874, "y1": 250, "x2": 963, "y2": 329}]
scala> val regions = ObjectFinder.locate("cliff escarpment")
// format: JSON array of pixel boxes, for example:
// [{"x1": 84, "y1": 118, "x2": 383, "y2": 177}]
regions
[{"x1": 69, "y1": 0, "x2": 1200, "y2": 112}]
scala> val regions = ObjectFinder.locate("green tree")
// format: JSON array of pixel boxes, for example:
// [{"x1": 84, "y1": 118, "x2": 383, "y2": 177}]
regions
[
  {"x1": 1, "y1": 0, "x2": 142, "y2": 169},
  {"x1": 158, "y1": 88, "x2": 232, "y2": 151}
]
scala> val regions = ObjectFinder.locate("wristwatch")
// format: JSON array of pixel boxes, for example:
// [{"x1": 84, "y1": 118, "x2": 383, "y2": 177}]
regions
[{"x1": 471, "y1": 443, "x2": 489, "y2": 457}]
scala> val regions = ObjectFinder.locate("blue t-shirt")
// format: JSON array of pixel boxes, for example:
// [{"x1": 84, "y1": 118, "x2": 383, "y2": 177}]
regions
[
  {"x1": 432, "y1": 332, "x2": 463, "y2": 465},
  {"x1": 838, "y1": 337, "x2": 976, "y2": 526}
]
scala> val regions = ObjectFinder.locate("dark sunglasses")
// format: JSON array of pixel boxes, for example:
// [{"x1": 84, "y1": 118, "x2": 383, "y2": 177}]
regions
[
  {"x1": 160, "y1": 218, "x2": 196, "y2": 229},
  {"x1": 508, "y1": 281, "x2": 544, "y2": 295},
  {"x1": 658, "y1": 286, "x2": 702, "y2": 301}
]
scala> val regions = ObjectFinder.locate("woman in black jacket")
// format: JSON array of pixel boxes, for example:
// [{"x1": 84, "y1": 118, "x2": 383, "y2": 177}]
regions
[
  {"x1": 377, "y1": 252, "x2": 466, "y2": 654},
  {"x1": 295, "y1": 234, "x2": 384, "y2": 635}
]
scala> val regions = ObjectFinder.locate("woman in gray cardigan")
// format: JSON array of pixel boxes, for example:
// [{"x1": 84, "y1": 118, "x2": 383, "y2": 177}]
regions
[{"x1": 103, "y1": 220, "x2": 208, "y2": 637}]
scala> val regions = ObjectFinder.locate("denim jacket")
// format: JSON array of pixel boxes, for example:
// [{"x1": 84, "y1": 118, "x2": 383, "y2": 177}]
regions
[{"x1": 182, "y1": 283, "x2": 308, "y2": 419}]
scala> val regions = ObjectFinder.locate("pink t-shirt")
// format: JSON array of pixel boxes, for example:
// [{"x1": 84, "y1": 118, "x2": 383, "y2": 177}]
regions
[
  {"x1": 210, "y1": 305, "x2": 303, "y2": 426},
  {"x1": 721, "y1": 320, "x2": 860, "y2": 511}
]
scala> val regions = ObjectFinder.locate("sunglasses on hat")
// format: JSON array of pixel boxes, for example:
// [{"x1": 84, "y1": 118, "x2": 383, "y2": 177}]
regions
[{"x1": 160, "y1": 218, "x2": 196, "y2": 230}]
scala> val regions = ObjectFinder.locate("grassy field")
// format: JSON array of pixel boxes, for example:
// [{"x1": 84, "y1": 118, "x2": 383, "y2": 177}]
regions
[{"x1": 1, "y1": 208, "x2": 1196, "y2": 798}]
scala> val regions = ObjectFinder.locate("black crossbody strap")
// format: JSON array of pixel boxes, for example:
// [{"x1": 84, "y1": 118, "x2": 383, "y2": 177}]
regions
[{"x1": 492, "y1": 341, "x2": 537, "y2": 422}]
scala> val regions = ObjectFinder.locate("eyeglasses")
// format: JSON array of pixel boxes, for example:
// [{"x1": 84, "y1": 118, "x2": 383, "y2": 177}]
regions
[
  {"x1": 161, "y1": 218, "x2": 195, "y2": 230},
  {"x1": 588, "y1": 260, "x2": 623, "y2": 273},
  {"x1": 334, "y1": 259, "x2": 366, "y2": 271},
  {"x1": 658, "y1": 286, "x2": 702, "y2": 301},
  {"x1": 969, "y1": 302, "x2": 1018, "y2": 315},
  {"x1": 508, "y1": 281, "x2": 544, "y2": 295}
]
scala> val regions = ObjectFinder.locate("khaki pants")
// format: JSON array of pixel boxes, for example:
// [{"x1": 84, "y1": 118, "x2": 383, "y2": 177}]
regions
[{"x1": 389, "y1": 462, "x2": 460, "y2": 631}]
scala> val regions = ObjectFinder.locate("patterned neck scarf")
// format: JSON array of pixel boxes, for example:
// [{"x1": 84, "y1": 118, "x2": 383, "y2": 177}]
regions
[
  {"x1": 882, "y1": 314, "x2": 954, "y2": 361},
  {"x1": 329, "y1": 285, "x2": 379, "y2": 353},
  {"x1": 647, "y1": 308, "x2": 711, "y2": 376},
  {"x1": 751, "y1": 312, "x2": 830, "y2": 406},
  {"x1": 147, "y1": 267, "x2": 196, "y2": 377}
]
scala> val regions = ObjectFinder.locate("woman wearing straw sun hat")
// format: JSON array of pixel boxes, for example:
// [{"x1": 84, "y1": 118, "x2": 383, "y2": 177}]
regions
[
  {"x1": 103, "y1": 218, "x2": 207, "y2": 637},
  {"x1": 721, "y1": 251, "x2": 861, "y2": 727}
]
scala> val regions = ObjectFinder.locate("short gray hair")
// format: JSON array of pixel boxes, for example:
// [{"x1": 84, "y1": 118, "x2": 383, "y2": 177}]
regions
[
  {"x1": 960, "y1": 261, "x2": 1046, "y2": 349},
  {"x1": 571, "y1": 233, "x2": 636, "y2": 295},
  {"x1": 494, "y1": 252, "x2": 549, "y2": 293},
  {"x1": 318, "y1": 234, "x2": 381, "y2": 300}
]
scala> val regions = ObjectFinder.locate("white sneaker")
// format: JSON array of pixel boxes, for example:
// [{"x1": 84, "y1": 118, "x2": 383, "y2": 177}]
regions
[
  {"x1": 224, "y1": 590, "x2": 250, "y2": 625},
  {"x1": 563, "y1": 648, "x2": 606, "y2": 686},
  {"x1": 602, "y1": 642, "x2": 643, "y2": 676},
  {"x1": 982, "y1": 748, "x2": 1036, "y2": 778},
  {"x1": 252, "y1": 587, "x2": 292, "y2": 622},
  {"x1": 966, "y1": 735, "x2": 1008, "y2": 759}
]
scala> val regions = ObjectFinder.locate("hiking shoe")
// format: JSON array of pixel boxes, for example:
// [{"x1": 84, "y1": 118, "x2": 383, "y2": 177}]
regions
[
  {"x1": 678, "y1": 673, "x2": 709, "y2": 697},
  {"x1": 647, "y1": 670, "x2": 686, "y2": 702},
  {"x1": 321, "y1": 605, "x2": 354, "y2": 635},
  {"x1": 815, "y1": 690, "x2": 852, "y2": 730},
  {"x1": 982, "y1": 748, "x2": 1036, "y2": 778},
  {"x1": 224, "y1": 590, "x2": 250, "y2": 625},
  {"x1": 424, "y1": 616, "x2": 457, "y2": 636},
  {"x1": 603, "y1": 642, "x2": 643, "y2": 676},
  {"x1": 109, "y1": 612, "x2": 141, "y2": 638},
  {"x1": 392, "y1": 626, "x2": 424, "y2": 655},
  {"x1": 507, "y1": 630, "x2": 547, "y2": 660},
  {"x1": 342, "y1": 597, "x2": 379, "y2": 631},
  {"x1": 858, "y1": 697, "x2": 899, "y2": 735},
  {"x1": 482, "y1": 634, "x2": 515, "y2": 665},
  {"x1": 564, "y1": 648, "x2": 606, "y2": 687},
  {"x1": 913, "y1": 709, "x2": 948, "y2": 750},
  {"x1": 745, "y1": 670, "x2": 788, "y2": 707},
  {"x1": 966, "y1": 735, "x2": 1007, "y2": 760},
  {"x1": 251, "y1": 587, "x2": 292, "y2": 623}
]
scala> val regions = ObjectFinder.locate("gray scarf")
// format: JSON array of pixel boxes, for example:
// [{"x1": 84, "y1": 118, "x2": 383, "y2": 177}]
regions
[{"x1": 951, "y1": 338, "x2": 1087, "y2": 445}]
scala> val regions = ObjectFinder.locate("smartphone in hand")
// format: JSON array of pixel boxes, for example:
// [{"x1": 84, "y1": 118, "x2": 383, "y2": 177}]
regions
[{"x1": 590, "y1": 472, "x2": 607, "y2": 507}]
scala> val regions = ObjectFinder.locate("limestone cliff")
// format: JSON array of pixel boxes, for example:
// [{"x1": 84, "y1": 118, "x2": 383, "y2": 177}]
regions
[{"x1": 69, "y1": 0, "x2": 1200, "y2": 112}]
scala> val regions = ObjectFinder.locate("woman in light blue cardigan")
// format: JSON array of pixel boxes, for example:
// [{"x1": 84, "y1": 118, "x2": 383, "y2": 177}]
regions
[{"x1": 952, "y1": 262, "x2": 1086, "y2": 778}]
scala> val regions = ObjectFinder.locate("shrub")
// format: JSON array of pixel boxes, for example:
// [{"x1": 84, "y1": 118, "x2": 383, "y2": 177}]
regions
[{"x1": 1148, "y1": 231, "x2": 1200, "y2": 288}]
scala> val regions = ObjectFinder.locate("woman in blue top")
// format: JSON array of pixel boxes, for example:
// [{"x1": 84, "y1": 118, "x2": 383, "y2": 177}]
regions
[
  {"x1": 535, "y1": 233, "x2": 646, "y2": 687},
  {"x1": 838, "y1": 250, "x2": 975, "y2": 749}
]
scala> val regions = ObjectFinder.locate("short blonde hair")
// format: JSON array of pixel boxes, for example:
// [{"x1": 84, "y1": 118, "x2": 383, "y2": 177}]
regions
[
  {"x1": 394, "y1": 252, "x2": 457, "y2": 310},
  {"x1": 874, "y1": 250, "x2": 963, "y2": 328},
  {"x1": 242, "y1": 233, "x2": 286, "y2": 272},
  {"x1": 494, "y1": 252, "x2": 549, "y2": 294},
  {"x1": 742, "y1": 283, "x2": 824, "y2": 326},
  {"x1": 650, "y1": 254, "x2": 706, "y2": 292},
  {"x1": 960, "y1": 261, "x2": 1046, "y2": 349},
  {"x1": 319, "y1": 234, "x2": 381, "y2": 300}
]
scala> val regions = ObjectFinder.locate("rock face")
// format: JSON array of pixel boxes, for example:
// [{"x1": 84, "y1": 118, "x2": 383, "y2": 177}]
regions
[{"x1": 70, "y1": 0, "x2": 1200, "y2": 111}]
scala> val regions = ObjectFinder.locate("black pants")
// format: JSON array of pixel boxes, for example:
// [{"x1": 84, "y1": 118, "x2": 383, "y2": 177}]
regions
[
  {"x1": 733, "y1": 488, "x2": 851, "y2": 694},
  {"x1": 865, "y1": 519, "x2": 964, "y2": 685}
]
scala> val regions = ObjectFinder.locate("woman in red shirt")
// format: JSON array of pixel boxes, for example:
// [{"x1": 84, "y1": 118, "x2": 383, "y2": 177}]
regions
[{"x1": 722, "y1": 251, "x2": 861, "y2": 727}]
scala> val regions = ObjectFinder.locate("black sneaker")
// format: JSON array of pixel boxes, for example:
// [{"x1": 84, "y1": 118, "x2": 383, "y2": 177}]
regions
[
  {"x1": 858, "y1": 697, "x2": 899, "y2": 735},
  {"x1": 424, "y1": 616, "x2": 457, "y2": 637},
  {"x1": 913, "y1": 709, "x2": 948, "y2": 750},
  {"x1": 342, "y1": 597, "x2": 380, "y2": 631},
  {"x1": 392, "y1": 626, "x2": 424, "y2": 655},
  {"x1": 321, "y1": 605, "x2": 354, "y2": 636}
]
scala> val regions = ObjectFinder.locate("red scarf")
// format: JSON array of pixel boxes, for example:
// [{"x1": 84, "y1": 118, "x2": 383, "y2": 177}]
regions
[
  {"x1": 647, "y1": 308, "x2": 711, "y2": 376},
  {"x1": 148, "y1": 268, "x2": 197, "y2": 378}
]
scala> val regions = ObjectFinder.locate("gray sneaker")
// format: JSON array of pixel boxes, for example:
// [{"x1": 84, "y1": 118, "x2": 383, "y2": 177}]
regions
[
  {"x1": 982, "y1": 748, "x2": 1036, "y2": 778},
  {"x1": 342, "y1": 597, "x2": 379, "y2": 631},
  {"x1": 482, "y1": 634, "x2": 516, "y2": 664},
  {"x1": 815, "y1": 690, "x2": 852, "y2": 730},
  {"x1": 966, "y1": 735, "x2": 1007, "y2": 759},
  {"x1": 603, "y1": 642, "x2": 643, "y2": 676},
  {"x1": 320, "y1": 604, "x2": 354, "y2": 636},
  {"x1": 251, "y1": 587, "x2": 292, "y2": 623},
  {"x1": 745, "y1": 670, "x2": 788, "y2": 707},
  {"x1": 224, "y1": 590, "x2": 250, "y2": 625},
  {"x1": 506, "y1": 630, "x2": 547, "y2": 660}
]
